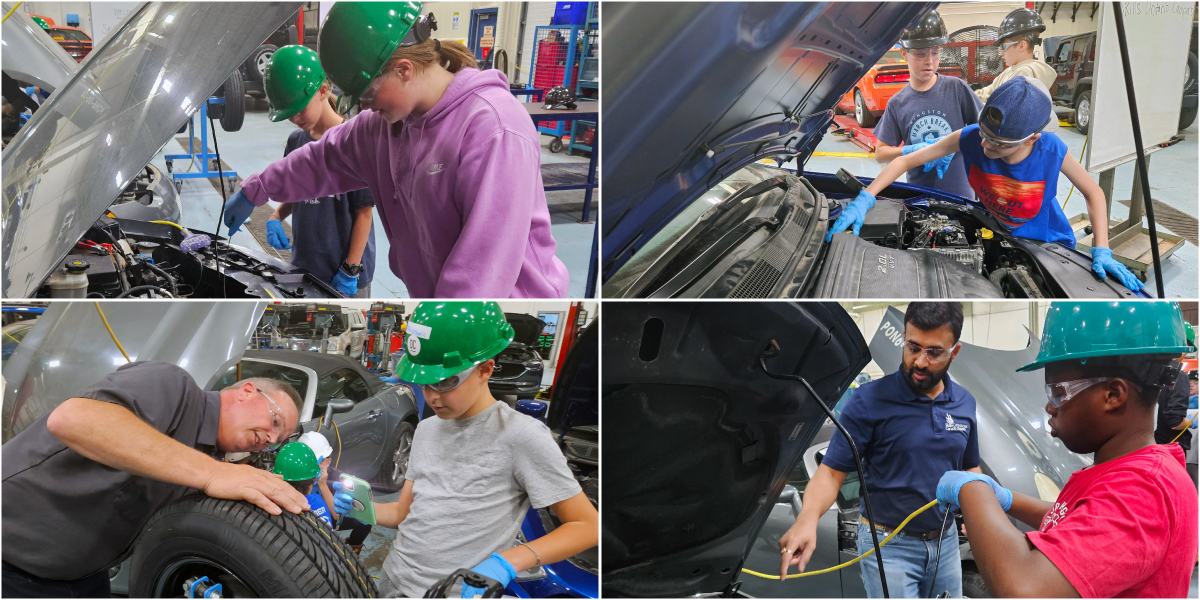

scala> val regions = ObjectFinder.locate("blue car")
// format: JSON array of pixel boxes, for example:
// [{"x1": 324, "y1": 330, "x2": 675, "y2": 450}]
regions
[{"x1": 601, "y1": 2, "x2": 1150, "y2": 299}]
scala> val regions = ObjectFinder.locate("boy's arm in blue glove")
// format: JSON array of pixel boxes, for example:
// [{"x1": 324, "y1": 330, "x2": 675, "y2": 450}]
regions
[
  {"x1": 825, "y1": 190, "x2": 877, "y2": 242},
  {"x1": 329, "y1": 481, "x2": 355, "y2": 517},
  {"x1": 222, "y1": 190, "x2": 255, "y2": 236},
  {"x1": 1090, "y1": 247, "x2": 1144, "y2": 292},
  {"x1": 265, "y1": 219, "x2": 291, "y2": 249},
  {"x1": 331, "y1": 268, "x2": 359, "y2": 297},
  {"x1": 936, "y1": 470, "x2": 1013, "y2": 512},
  {"x1": 460, "y1": 553, "x2": 517, "y2": 598}
]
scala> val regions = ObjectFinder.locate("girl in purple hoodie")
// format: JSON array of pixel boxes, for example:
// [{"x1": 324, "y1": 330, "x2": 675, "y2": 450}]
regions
[{"x1": 222, "y1": 3, "x2": 569, "y2": 298}]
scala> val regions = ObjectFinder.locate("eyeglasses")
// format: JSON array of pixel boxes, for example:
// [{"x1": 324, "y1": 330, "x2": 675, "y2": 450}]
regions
[
  {"x1": 999, "y1": 40, "x2": 1021, "y2": 52},
  {"x1": 978, "y1": 123, "x2": 1042, "y2": 149},
  {"x1": 421, "y1": 364, "x2": 478, "y2": 394},
  {"x1": 257, "y1": 389, "x2": 288, "y2": 450},
  {"x1": 1045, "y1": 377, "x2": 1142, "y2": 408},
  {"x1": 903, "y1": 341, "x2": 959, "y2": 364},
  {"x1": 908, "y1": 48, "x2": 941, "y2": 60}
]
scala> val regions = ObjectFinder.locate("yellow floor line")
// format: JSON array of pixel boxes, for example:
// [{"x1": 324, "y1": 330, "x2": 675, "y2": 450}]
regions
[{"x1": 813, "y1": 151, "x2": 875, "y2": 158}]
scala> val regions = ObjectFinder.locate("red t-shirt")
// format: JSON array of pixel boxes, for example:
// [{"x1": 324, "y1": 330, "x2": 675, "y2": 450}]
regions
[{"x1": 1027, "y1": 444, "x2": 1198, "y2": 598}]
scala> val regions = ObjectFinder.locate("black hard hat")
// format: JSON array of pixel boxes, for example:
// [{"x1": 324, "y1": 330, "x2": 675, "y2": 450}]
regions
[
  {"x1": 995, "y1": 7, "x2": 1046, "y2": 46},
  {"x1": 900, "y1": 10, "x2": 949, "y2": 49},
  {"x1": 543, "y1": 86, "x2": 578, "y2": 111},
  {"x1": 1190, "y1": 370, "x2": 1198, "y2": 381}
]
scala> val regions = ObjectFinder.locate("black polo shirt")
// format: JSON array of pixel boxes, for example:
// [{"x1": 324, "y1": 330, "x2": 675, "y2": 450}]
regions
[
  {"x1": 822, "y1": 369, "x2": 980, "y2": 532},
  {"x1": 2, "y1": 361, "x2": 222, "y2": 580}
]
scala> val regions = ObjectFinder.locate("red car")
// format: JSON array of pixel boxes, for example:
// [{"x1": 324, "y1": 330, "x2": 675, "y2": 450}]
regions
[
  {"x1": 836, "y1": 48, "x2": 910, "y2": 128},
  {"x1": 46, "y1": 26, "x2": 93, "y2": 62}
]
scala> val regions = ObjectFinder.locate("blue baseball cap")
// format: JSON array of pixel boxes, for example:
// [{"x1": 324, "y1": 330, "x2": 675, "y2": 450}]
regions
[{"x1": 980, "y1": 76, "x2": 1057, "y2": 139}]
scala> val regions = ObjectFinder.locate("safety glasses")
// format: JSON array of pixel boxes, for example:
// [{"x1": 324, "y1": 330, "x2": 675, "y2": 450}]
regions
[
  {"x1": 978, "y1": 123, "x2": 1042, "y2": 149},
  {"x1": 999, "y1": 40, "x2": 1021, "y2": 52},
  {"x1": 422, "y1": 364, "x2": 478, "y2": 394},
  {"x1": 908, "y1": 48, "x2": 941, "y2": 60},
  {"x1": 357, "y1": 73, "x2": 388, "y2": 110},
  {"x1": 257, "y1": 389, "x2": 287, "y2": 450},
  {"x1": 1044, "y1": 377, "x2": 1142, "y2": 408},
  {"x1": 903, "y1": 341, "x2": 959, "y2": 364}
]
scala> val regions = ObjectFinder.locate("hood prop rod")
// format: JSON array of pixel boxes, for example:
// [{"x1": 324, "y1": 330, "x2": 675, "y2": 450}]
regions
[{"x1": 758, "y1": 339, "x2": 889, "y2": 598}]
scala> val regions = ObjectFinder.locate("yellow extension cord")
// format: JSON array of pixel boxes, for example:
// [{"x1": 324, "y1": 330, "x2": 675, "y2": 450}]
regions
[
  {"x1": 1171, "y1": 410, "x2": 1197, "y2": 443},
  {"x1": 2, "y1": 2, "x2": 23, "y2": 23},
  {"x1": 94, "y1": 302, "x2": 131, "y2": 362},
  {"x1": 150, "y1": 220, "x2": 186, "y2": 231},
  {"x1": 742, "y1": 499, "x2": 939, "y2": 580}
]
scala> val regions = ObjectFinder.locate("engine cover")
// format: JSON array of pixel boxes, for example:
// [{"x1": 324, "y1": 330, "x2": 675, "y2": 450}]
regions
[{"x1": 813, "y1": 232, "x2": 1002, "y2": 298}]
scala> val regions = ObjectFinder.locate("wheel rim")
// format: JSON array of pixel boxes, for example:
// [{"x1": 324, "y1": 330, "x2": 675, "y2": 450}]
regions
[
  {"x1": 257, "y1": 51, "x2": 273, "y2": 75},
  {"x1": 392, "y1": 429, "x2": 413, "y2": 483},
  {"x1": 1078, "y1": 97, "x2": 1090, "y2": 127},
  {"x1": 153, "y1": 557, "x2": 257, "y2": 598},
  {"x1": 855, "y1": 93, "x2": 865, "y2": 122}
]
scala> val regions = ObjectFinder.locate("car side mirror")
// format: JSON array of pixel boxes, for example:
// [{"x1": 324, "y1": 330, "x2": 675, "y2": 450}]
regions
[
  {"x1": 321, "y1": 397, "x2": 355, "y2": 430},
  {"x1": 777, "y1": 484, "x2": 803, "y2": 517}
]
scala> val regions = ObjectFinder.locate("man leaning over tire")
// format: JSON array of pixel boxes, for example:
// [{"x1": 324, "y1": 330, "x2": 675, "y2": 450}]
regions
[{"x1": 1, "y1": 361, "x2": 310, "y2": 598}]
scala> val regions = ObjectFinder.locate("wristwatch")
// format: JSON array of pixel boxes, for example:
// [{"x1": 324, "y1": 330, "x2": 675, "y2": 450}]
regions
[{"x1": 341, "y1": 261, "x2": 363, "y2": 277}]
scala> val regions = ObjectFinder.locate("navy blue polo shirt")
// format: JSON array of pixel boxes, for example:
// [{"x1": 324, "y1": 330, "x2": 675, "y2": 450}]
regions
[{"x1": 822, "y1": 369, "x2": 980, "y2": 532}]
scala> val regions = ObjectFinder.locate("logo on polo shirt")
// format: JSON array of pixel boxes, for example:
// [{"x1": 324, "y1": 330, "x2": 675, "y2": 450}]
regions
[{"x1": 944, "y1": 413, "x2": 970, "y2": 433}]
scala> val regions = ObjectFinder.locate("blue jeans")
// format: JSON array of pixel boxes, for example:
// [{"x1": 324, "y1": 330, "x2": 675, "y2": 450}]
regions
[{"x1": 856, "y1": 521, "x2": 961, "y2": 598}]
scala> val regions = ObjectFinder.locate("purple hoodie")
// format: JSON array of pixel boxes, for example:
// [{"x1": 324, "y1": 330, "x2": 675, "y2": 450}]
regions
[{"x1": 240, "y1": 68, "x2": 569, "y2": 298}]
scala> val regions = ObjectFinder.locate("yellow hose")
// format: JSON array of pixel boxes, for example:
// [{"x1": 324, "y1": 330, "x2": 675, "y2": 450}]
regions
[
  {"x1": 333, "y1": 420, "x2": 342, "y2": 469},
  {"x1": 2, "y1": 2, "x2": 24, "y2": 23},
  {"x1": 742, "y1": 499, "x2": 939, "y2": 580},
  {"x1": 3, "y1": 329, "x2": 21, "y2": 343},
  {"x1": 150, "y1": 220, "x2": 185, "y2": 231},
  {"x1": 93, "y1": 302, "x2": 131, "y2": 362},
  {"x1": 1171, "y1": 410, "x2": 1196, "y2": 443},
  {"x1": 1061, "y1": 132, "x2": 1090, "y2": 210}
]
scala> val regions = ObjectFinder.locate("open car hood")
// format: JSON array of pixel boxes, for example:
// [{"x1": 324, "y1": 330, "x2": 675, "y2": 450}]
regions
[
  {"x1": 602, "y1": 302, "x2": 869, "y2": 597},
  {"x1": 2, "y1": 2, "x2": 303, "y2": 298},
  {"x1": 505, "y1": 313, "x2": 546, "y2": 347},
  {"x1": 867, "y1": 306, "x2": 1089, "y2": 501},
  {"x1": 601, "y1": 1, "x2": 934, "y2": 279},
  {"x1": 2, "y1": 301, "x2": 264, "y2": 442},
  {"x1": 547, "y1": 318, "x2": 597, "y2": 434},
  {"x1": 2, "y1": 2, "x2": 79, "y2": 92}
]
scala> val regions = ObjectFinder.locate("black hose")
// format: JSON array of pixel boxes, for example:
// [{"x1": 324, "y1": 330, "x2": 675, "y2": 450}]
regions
[
  {"x1": 209, "y1": 111, "x2": 229, "y2": 298},
  {"x1": 137, "y1": 258, "x2": 178, "y2": 297},
  {"x1": 759, "y1": 342, "x2": 889, "y2": 598},
  {"x1": 116, "y1": 285, "x2": 175, "y2": 298},
  {"x1": 929, "y1": 504, "x2": 952, "y2": 598}
]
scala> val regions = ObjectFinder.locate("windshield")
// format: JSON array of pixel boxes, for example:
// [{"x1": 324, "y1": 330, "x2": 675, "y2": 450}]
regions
[
  {"x1": 211, "y1": 361, "x2": 311, "y2": 401},
  {"x1": 603, "y1": 163, "x2": 791, "y2": 297},
  {"x1": 48, "y1": 28, "x2": 89, "y2": 41},
  {"x1": 876, "y1": 49, "x2": 905, "y2": 65}
]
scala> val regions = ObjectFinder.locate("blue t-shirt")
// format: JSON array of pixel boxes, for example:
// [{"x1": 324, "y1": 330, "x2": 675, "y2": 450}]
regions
[
  {"x1": 958, "y1": 124, "x2": 1076, "y2": 247},
  {"x1": 822, "y1": 369, "x2": 980, "y2": 532},
  {"x1": 875, "y1": 75, "x2": 983, "y2": 200},
  {"x1": 283, "y1": 128, "x2": 377, "y2": 286},
  {"x1": 307, "y1": 491, "x2": 333, "y2": 526}
]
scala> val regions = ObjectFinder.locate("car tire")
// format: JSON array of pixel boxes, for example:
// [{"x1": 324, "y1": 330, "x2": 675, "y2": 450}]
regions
[
  {"x1": 376, "y1": 420, "x2": 417, "y2": 493},
  {"x1": 854, "y1": 89, "x2": 876, "y2": 128},
  {"x1": 1180, "y1": 104, "x2": 1197, "y2": 131},
  {"x1": 218, "y1": 72, "x2": 245, "y2": 133},
  {"x1": 1074, "y1": 89, "x2": 1091, "y2": 135},
  {"x1": 1185, "y1": 52, "x2": 1197, "y2": 94},
  {"x1": 245, "y1": 44, "x2": 279, "y2": 84},
  {"x1": 129, "y1": 495, "x2": 377, "y2": 598},
  {"x1": 962, "y1": 564, "x2": 990, "y2": 598}
]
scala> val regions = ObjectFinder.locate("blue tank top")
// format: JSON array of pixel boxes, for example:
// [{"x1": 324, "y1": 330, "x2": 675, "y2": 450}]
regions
[
  {"x1": 958, "y1": 124, "x2": 1076, "y2": 248},
  {"x1": 307, "y1": 492, "x2": 333, "y2": 526}
]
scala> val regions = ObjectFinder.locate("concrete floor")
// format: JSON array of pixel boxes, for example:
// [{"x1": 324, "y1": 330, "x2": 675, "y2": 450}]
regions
[
  {"x1": 801, "y1": 117, "x2": 1199, "y2": 298},
  {"x1": 147, "y1": 98, "x2": 597, "y2": 298}
]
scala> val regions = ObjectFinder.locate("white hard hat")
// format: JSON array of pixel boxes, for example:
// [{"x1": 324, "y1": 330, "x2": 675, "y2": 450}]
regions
[{"x1": 298, "y1": 431, "x2": 333, "y2": 462}]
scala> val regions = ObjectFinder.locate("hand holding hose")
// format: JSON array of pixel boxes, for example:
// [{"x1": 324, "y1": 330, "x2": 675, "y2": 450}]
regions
[{"x1": 778, "y1": 521, "x2": 818, "y2": 581}]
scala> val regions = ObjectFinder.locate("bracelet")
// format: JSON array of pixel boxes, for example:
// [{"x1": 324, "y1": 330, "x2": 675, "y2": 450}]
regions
[{"x1": 520, "y1": 542, "x2": 541, "y2": 568}]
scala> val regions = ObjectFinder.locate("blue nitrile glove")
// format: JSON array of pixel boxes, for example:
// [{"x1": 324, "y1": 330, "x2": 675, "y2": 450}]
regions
[
  {"x1": 380, "y1": 375, "x2": 400, "y2": 384},
  {"x1": 1090, "y1": 247, "x2": 1144, "y2": 292},
  {"x1": 330, "y1": 481, "x2": 355, "y2": 517},
  {"x1": 924, "y1": 153, "x2": 954, "y2": 179},
  {"x1": 265, "y1": 219, "x2": 291, "y2": 249},
  {"x1": 936, "y1": 471, "x2": 1013, "y2": 512},
  {"x1": 901, "y1": 140, "x2": 934, "y2": 156},
  {"x1": 331, "y1": 268, "x2": 359, "y2": 296},
  {"x1": 825, "y1": 190, "x2": 877, "y2": 242},
  {"x1": 222, "y1": 190, "x2": 255, "y2": 236},
  {"x1": 461, "y1": 553, "x2": 517, "y2": 599}
]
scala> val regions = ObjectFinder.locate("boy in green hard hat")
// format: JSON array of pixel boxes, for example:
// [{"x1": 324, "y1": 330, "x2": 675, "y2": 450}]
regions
[
  {"x1": 329, "y1": 302, "x2": 598, "y2": 597},
  {"x1": 259, "y1": 44, "x2": 377, "y2": 298},
  {"x1": 272, "y1": 442, "x2": 336, "y2": 527},
  {"x1": 935, "y1": 302, "x2": 1198, "y2": 597}
]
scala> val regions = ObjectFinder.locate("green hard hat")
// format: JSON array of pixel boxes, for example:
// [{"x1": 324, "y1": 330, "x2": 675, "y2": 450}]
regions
[
  {"x1": 1186, "y1": 323, "x2": 1196, "y2": 352},
  {"x1": 318, "y1": 2, "x2": 437, "y2": 115},
  {"x1": 271, "y1": 442, "x2": 321, "y2": 481},
  {"x1": 30, "y1": 15, "x2": 49, "y2": 29},
  {"x1": 265, "y1": 45, "x2": 327, "y2": 122},
  {"x1": 395, "y1": 301, "x2": 515, "y2": 384},
  {"x1": 1017, "y1": 301, "x2": 1191, "y2": 372}
]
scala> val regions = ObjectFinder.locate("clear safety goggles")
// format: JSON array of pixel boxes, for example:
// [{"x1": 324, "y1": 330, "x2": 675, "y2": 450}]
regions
[
  {"x1": 978, "y1": 122, "x2": 1044, "y2": 149},
  {"x1": 258, "y1": 389, "x2": 288, "y2": 450},
  {"x1": 903, "y1": 341, "x2": 959, "y2": 364},
  {"x1": 421, "y1": 364, "x2": 478, "y2": 394},
  {"x1": 907, "y1": 48, "x2": 941, "y2": 60},
  {"x1": 999, "y1": 40, "x2": 1021, "y2": 52},
  {"x1": 1044, "y1": 377, "x2": 1142, "y2": 408}
]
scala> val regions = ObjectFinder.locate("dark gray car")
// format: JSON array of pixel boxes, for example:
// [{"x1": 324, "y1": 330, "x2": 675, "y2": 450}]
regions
[{"x1": 490, "y1": 313, "x2": 547, "y2": 400}]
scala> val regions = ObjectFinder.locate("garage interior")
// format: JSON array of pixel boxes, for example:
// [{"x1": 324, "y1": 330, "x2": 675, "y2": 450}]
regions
[
  {"x1": 5, "y1": 0, "x2": 600, "y2": 298},
  {"x1": 797, "y1": 1, "x2": 1198, "y2": 298}
]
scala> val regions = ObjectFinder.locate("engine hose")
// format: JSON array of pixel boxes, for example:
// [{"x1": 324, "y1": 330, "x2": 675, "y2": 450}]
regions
[
  {"x1": 741, "y1": 499, "x2": 938, "y2": 580},
  {"x1": 116, "y1": 285, "x2": 175, "y2": 298},
  {"x1": 138, "y1": 258, "x2": 178, "y2": 297},
  {"x1": 928, "y1": 503, "x2": 953, "y2": 598},
  {"x1": 758, "y1": 343, "x2": 890, "y2": 597},
  {"x1": 93, "y1": 302, "x2": 131, "y2": 362},
  {"x1": 208, "y1": 112, "x2": 229, "y2": 298}
]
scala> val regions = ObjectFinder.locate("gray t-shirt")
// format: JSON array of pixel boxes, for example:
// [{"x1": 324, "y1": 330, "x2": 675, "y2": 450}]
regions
[
  {"x1": 380, "y1": 401, "x2": 581, "y2": 597},
  {"x1": 875, "y1": 75, "x2": 983, "y2": 200}
]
